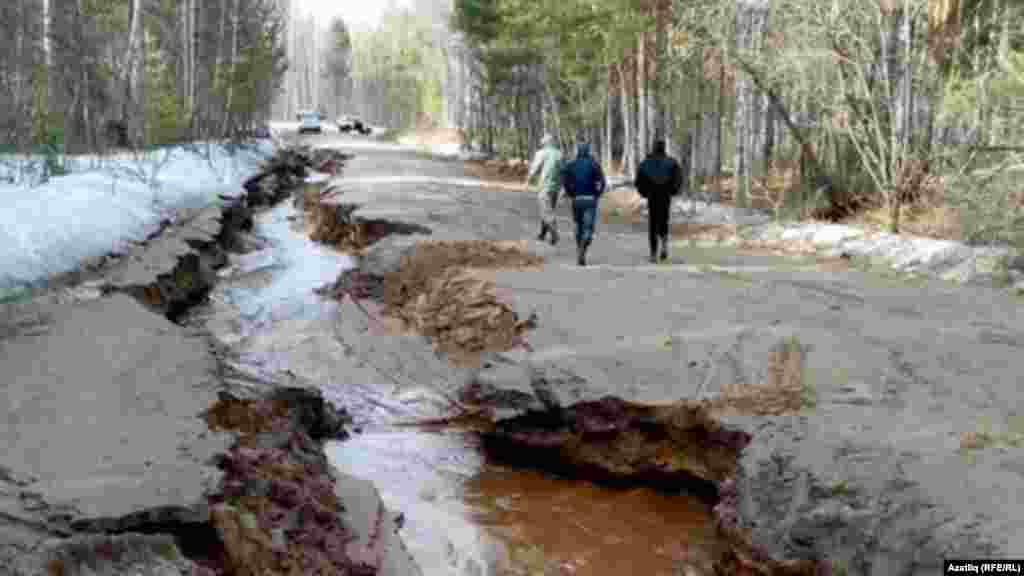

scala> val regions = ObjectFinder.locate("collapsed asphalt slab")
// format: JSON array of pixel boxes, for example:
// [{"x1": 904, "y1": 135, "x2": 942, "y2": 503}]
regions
[{"x1": 315, "y1": 149, "x2": 1024, "y2": 575}]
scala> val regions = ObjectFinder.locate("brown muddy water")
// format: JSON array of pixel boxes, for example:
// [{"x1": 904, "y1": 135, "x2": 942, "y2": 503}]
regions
[{"x1": 192, "y1": 195, "x2": 717, "y2": 576}]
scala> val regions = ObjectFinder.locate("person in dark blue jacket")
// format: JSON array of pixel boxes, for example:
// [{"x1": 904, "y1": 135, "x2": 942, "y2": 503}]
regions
[
  {"x1": 635, "y1": 140, "x2": 684, "y2": 263},
  {"x1": 561, "y1": 142, "x2": 607, "y2": 266}
]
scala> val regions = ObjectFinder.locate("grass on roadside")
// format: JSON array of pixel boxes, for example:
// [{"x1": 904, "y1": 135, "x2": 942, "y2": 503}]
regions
[
  {"x1": 700, "y1": 266, "x2": 756, "y2": 285},
  {"x1": 845, "y1": 254, "x2": 930, "y2": 287},
  {"x1": 959, "y1": 414, "x2": 1024, "y2": 454},
  {"x1": 375, "y1": 128, "x2": 402, "y2": 142}
]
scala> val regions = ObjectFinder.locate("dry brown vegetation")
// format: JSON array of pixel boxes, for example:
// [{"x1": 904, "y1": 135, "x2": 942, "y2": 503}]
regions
[
  {"x1": 380, "y1": 240, "x2": 543, "y2": 364},
  {"x1": 710, "y1": 336, "x2": 814, "y2": 416},
  {"x1": 462, "y1": 158, "x2": 531, "y2": 183},
  {"x1": 306, "y1": 202, "x2": 388, "y2": 252}
]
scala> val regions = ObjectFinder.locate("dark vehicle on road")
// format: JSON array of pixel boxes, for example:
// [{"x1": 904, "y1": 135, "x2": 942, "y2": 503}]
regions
[{"x1": 337, "y1": 115, "x2": 372, "y2": 135}]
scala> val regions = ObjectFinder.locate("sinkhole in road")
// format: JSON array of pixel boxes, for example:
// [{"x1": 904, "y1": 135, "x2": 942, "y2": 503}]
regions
[
  {"x1": 197, "y1": 193, "x2": 720, "y2": 576},
  {"x1": 328, "y1": 429, "x2": 717, "y2": 576}
]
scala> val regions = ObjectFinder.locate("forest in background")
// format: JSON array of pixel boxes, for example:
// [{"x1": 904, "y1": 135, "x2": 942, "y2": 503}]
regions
[
  {"x1": 0, "y1": 0, "x2": 289, "y2": 156},
  {"x1": 443, "y1": 0, "x2": 1024, "y2": 243},
  {"x1": 3, "y1": 0, "x2": 1024, "y2": 244}
]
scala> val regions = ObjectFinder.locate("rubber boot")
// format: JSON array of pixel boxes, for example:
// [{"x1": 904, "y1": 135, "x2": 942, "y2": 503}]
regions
[{"x1": 537, "y1": 222, "x2": 549, "y2": 242}]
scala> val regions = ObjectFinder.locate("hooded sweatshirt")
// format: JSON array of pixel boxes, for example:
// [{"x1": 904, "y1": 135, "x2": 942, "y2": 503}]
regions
[
  {"x1": 635, "y1": 141, "x2": 683, "y2": 201},
  {"x1": 527, "y1": 139, "x2": 564, "y2": 194},
  {"x1": 562, "y1": 143, "x2": 607, "y2": 199}
]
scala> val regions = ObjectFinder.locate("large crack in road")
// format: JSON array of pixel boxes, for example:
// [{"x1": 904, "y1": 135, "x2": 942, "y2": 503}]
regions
[{"x1": 7, "y1": 130, "x2": 1022, "y2": 576}]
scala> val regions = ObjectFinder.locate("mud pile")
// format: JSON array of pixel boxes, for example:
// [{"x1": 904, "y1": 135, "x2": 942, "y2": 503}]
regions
[
  {"x1": 380, "y1": 241, "x2": 541, "y2": 361},
  {"x1": 307, "y1": 204, "x2": 431, "y2": 252},
  {"x1": 303, "y1": 193, "x2": 433, "y2": 254},
  {"x1": 320, "y1": 240, "x2": 542, "y2": 362}
]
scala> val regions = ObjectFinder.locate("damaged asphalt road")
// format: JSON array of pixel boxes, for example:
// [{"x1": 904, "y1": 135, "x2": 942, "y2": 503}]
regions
[
  {"x1": 313, "y1": 140, "x2": 1024, "y2": 575},
  {"x1": 4, "y1": 132, "x2": 1023, "y2": 576},
  {"x1": 0, "y1": 144, "x2": 421, "y2": 576}
]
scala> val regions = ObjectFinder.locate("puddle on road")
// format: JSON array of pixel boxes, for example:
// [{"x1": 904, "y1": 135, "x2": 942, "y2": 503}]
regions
[
  {"x1": 328, "y1": 429, "x2": 715, "y2": 576},
  {"x1": 465, "y1": 466, "x2": 716, "y2": 576},
  {"x1": 197, "y1": 191, "x2": 718, "y2": 576}
]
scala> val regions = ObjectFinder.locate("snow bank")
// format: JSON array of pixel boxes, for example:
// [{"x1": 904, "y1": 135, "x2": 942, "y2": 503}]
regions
[
  {"x1": 614, "y1": 182, "x2": 1024, "y2": 289},
  {"x1": 0, "y1": 141, "x2": 275, "y2": 292}
]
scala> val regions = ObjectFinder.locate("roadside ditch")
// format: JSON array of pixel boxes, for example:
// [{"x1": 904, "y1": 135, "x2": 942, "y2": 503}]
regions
[{"x1": 20, "y1": 144, "x2": 421, "y2": 576}]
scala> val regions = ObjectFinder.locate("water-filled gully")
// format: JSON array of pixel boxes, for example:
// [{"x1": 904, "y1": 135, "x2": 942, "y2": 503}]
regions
[{"x1": 196, "y1": 192, "x2": 718, "y2": 576}]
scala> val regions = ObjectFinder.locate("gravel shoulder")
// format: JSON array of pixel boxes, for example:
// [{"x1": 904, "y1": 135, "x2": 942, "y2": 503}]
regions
[{"x1": 323, "y1": 144, "x2": 1024, "y2": 574}]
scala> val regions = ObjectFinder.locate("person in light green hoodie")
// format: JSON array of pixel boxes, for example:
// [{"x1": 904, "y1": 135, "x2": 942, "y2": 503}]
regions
[{"x1": 525, "y1": 133, "x2": 564, "y2": 245}]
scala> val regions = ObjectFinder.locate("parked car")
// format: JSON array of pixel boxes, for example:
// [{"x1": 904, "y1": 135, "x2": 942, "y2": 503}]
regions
[
  {"x1": 298, "y1": 111, "x2": 322, "y2": 134},
  {"x1": 337, "y1": 115, "x2": 371, "y2": 135}
]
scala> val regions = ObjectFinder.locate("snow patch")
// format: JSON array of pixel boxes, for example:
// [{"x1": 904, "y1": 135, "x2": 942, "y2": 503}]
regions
[
  {"x1": 0, "y1": 141, "x2": 275, "y2": 291},
  {"x1": 664, "y1": 194, "x2": 1020, "y2": 288},
  {"x1": 305, "y1": 171, "x2": 333, "y2": 184}
]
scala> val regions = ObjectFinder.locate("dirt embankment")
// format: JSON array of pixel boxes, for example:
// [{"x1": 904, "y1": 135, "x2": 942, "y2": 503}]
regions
[{"x1": 319, "y1": 237, "x2": 543, "y2": 365}]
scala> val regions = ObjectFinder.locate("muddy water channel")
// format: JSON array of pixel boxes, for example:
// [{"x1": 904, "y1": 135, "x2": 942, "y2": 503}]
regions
[{"x1": 193, "y1": 193, "x2": 717, "y2": 576}]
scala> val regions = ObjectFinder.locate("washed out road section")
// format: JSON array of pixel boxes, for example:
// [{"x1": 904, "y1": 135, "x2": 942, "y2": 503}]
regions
[{"x1": 315, "y1": 133, "x2": 1024, "y2": 574}]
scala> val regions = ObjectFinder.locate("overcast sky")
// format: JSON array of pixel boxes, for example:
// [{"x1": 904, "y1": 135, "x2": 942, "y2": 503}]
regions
[{"x1": 296, "y1": 0, "x2": 412, "y2": 32}]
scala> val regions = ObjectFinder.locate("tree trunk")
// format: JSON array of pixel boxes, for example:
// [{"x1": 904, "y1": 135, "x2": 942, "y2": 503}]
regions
[
  {"x1": 619, "y1": 63, "x2": 635, "y2": 179},
  {"x1": 879, "y1": 2, "x2": 913, "y2": 232},
  {"x1": 714, "y1": 42, "x2": 725, "y2": 188},
  {"x1": 216, "y1": 0, "x2": 227, "y2": 120},
  {"x1": 653, "y1": 6, "x2": 669, "y2": 143},
  {"x1": 637, "y1": 33, "x2": 648, "y2": 157},
  {"x1": 223, "y1": 0, "x2": 239, "y2": 136},
  {"x1": 186, "y1": 0, "x2": 194, "y2": 123},
  {"x1": 604, "y1": 70, "x2": 614, "y2": 170},
  {"x1": 734, "y1": 0, "x2": 769, "y2": 209},
  {"x1": 126, "y1": 0, "x2": 143, "y2": 146}
]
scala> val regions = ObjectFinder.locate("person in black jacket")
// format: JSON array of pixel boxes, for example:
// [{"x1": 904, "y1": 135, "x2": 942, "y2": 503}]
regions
[
  {"x1": 635, "y1": 140, "x2": 684, "y2": 263},
  {"x1": 561, "y1": 142, "x2": 607, "y2": 266}
]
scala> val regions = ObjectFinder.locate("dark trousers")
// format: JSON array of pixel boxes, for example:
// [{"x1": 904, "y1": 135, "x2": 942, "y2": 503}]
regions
[
  {"x1": 648, "y1": 195, "x2": 671, "y2": 254},
  {"x1": 572, "y1": 196, "x2": 598, "y2": 246}
]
